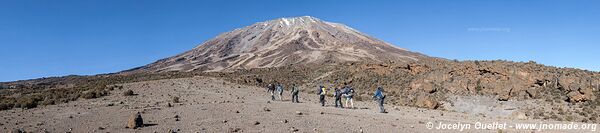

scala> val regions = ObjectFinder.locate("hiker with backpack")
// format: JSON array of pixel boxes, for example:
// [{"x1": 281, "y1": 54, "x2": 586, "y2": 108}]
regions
[
  {"x1": 334, "y1": 87, "x2": 344, "y2": 108},
  {"x1": 317, "y1": 85, "x2": 327, "y2": 106},
  {"x1": 373, "y1": 86, "x2": 386, "y2": 113},
  {"x1": 276, "y1": 83, "x2": 284, "y2": 101},
  {"x1": 342, "y1": 83, "x2": 355, "y2": 109},
  {"x1": 291, "y1": 84, "x2": 300, "y2": 103},
  {"x1": 267, "y1": 83, "x2": 275, "y2": 101}
]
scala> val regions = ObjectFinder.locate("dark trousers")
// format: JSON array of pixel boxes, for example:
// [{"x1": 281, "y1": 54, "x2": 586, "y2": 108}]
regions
[
  {"x1": 335, "y1": 97, "x2": 343, "y2": 108},
  {"x1": 292, "y1": 93, "x2": 299, "y2": 103},
  {"x1": 319, "y1": 95, "x2": 325, "y2": 106},
  {"x1": 378, "y1": 97, "x2": 385, "y2": 113}
]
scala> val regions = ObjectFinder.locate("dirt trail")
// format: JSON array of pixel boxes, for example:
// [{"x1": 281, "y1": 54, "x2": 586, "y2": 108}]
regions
[{"x1": 0, "y1": 76, "x2": 596, "y2": 133}]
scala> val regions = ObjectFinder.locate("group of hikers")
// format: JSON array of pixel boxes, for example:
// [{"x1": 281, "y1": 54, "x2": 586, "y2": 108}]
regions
[{"x1": 266, "y1": 82, "x2": 387, "y2": 113}]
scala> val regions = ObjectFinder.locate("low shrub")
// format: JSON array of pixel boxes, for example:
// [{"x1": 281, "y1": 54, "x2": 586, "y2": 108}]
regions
[
  {"x1": 172, "y1": 96, "x2": 180, "y2": 103},
  {"x1": 15, "y1": 97, "x2": 39, "y2": 109},
  {"x1": 123, "y1": 90, "x2": 135, "y2": 96},
  {"x1": 82, "y1": 91, "x2": 98, "y2": 99},
  {"x1": 0, "y1": 103, "x2": 14, "y2": 110}
]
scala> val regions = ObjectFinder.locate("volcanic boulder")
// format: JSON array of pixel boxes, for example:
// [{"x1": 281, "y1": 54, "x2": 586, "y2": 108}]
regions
[
  {"x1": 126, "y1": 112, "x2": 144, "y2": 129},
  {"x1": 415, "y1": 95, "x2": 439, "y2": 109}
]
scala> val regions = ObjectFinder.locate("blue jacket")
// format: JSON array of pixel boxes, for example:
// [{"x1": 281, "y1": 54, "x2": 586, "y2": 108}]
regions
[{"x1": 374, "y1": 89, "x2": 384, "y2": 99}]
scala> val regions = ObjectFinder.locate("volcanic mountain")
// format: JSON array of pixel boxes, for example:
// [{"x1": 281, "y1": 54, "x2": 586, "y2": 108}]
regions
[{"x1": 130, "y1": 16, "x2": 427, "y2": 72}]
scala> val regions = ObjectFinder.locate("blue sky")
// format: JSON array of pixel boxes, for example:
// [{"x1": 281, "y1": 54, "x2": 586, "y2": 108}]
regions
[{"x1": 1, "y1": 0, "x2": 598, "y2": 82}]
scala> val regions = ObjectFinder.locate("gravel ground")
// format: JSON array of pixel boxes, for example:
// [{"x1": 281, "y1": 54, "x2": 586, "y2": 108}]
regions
[{"x1": 1, "y1": 76, "x2": 597, "y2": 133}]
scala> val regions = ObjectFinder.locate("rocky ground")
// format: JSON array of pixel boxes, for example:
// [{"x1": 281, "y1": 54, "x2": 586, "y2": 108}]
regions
[
  {"x1": 1, "y1": 76, "x2": 597, "y2": 133},
  {"x1": 216, "y1": 60, "x2": 600, "y2": 123}
]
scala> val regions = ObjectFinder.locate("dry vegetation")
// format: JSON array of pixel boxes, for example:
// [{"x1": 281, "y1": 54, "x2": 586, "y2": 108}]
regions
[{"x1": 0, "y1": 72, "x2": 197, "y2": 110}]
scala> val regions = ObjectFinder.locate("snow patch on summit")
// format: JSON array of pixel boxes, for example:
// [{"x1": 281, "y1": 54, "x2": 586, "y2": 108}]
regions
[{"x1": 282, "y1": 18, "x2": 290, "y2": 26}]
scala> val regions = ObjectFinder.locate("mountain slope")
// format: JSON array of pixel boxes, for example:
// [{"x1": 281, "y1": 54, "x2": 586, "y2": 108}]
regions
[{"x1": 130, "y1": 16, "x2": 427, "y2": 72}]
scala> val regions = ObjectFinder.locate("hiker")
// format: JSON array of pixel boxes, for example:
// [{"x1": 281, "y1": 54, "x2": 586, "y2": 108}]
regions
[
  {"x1": 267, "y1": 83, "x2": 275, "y2": 101},
  {"x1": 317, "y1": 85, "x2": 327, "y2": 106},
  {"x1": 276, "y1": 83, "x2": 284, "y2": 101},
  {"x1": 342, "y1": 84, "x2": 355, "y2": 109},
  {"x1": 334, "y1": 87, "x2": 344, "y2": 108},
  {"x1": 373, "y1": 86, "x2": 386, "y2": 113},
  {"x1": 291, "y1": 84, "x2": 300, "y2": 103}
]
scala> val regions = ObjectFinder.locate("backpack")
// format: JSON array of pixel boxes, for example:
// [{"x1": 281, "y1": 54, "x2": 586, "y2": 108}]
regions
[
  {"x1": 316, "y1": 86, "x2": 322, "y2": 95},
  {"x1": 334, "y1": 89, "x2": 341, "y2": 97},
  {"x1": 292, "y1": 86, "x2": 299, "y2": 93},
  {"x1": 341, "y1": 88, "x2": 349, "y2": 94},
  {"x1": 342, "y1": 86, "x2": 353, "y2": 94},
  {"x1": 267, "y1": 84, "x2": 274, "y2": 92},
  {"x1": 276, "y1": 85, "x2": 283, "y2": 92}
]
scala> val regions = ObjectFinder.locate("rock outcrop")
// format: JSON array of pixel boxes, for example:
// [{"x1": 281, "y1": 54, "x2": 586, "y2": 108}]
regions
[{"x1": 126, "y1": 112, "x2": 144, "y2": 129}]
